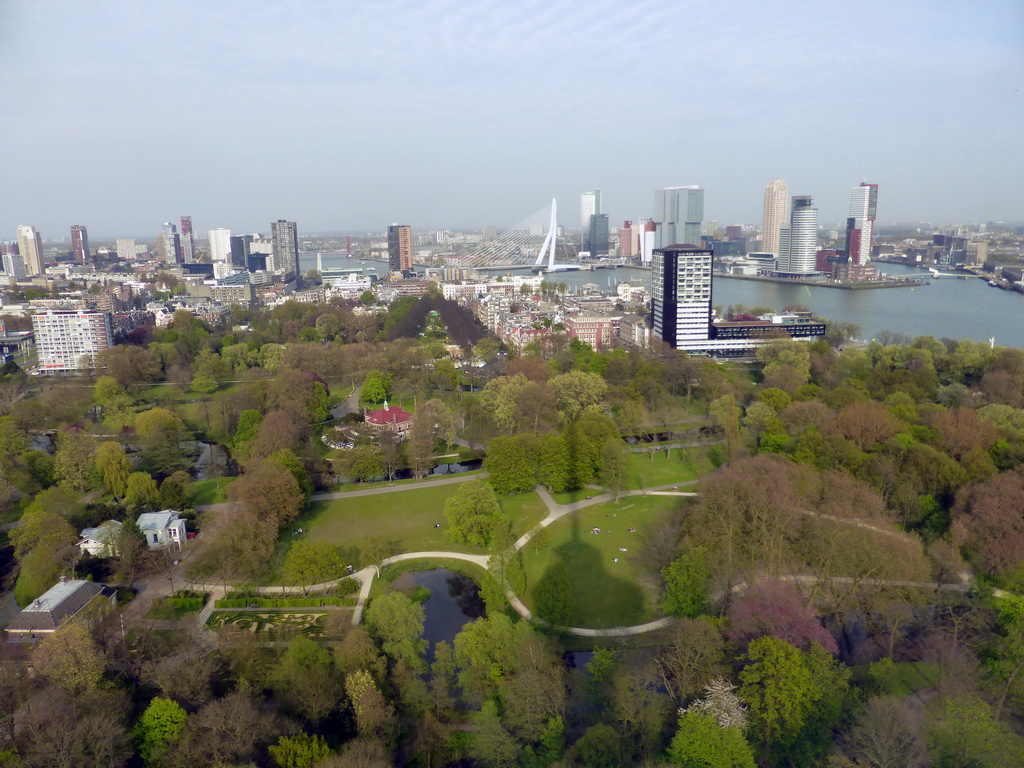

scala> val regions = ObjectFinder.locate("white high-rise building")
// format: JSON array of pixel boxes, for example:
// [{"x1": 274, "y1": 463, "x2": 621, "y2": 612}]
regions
[
  {"x1": 208, "y1": 229, "x2": 232, "y2": 263},
  {"x1": 777, "y1": 196, "x2": 818, "y2": 276},
  {"x1": 116, "y1": 239, "x2": 136, "y2": 261},
  {"x1": 847, "y1": 182, "x2": 878, "y2": 265},
  {"x1": 1, "y1": 248, "x2": 27, "y2": 280},
  {"x1": 580, "y1": 189, "x2": 601, "y2": 242},
  {"x1": 761, "y1": 178, "x2": 788, "y2": 255},
  {"x1": 15, "y1": 225, "x2": 45, "y2": 275},
  {"x1": 32, "y1": 310, "x2": 113, "y2": 374},
  {"x1": 653, "y1": 186, "x2": 704, "y2": 249}
]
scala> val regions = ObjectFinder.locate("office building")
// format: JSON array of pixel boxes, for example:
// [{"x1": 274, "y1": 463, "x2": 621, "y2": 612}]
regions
[
  {"x1": 229, "y1": 234, "x2": 252, "y2": 269},
  {"x1": 208, "y1": 228, "x2": 232, "y2": 263},
  {"x1": 116, "y1": 239, "x2": 136, "y2": 262},
  {"x1": 180, "y1": 216, "x2": 195, "y2": 263},
  {"x1": 776, "y1": 196, "x2": 818, "y2": 276},
  {"x1": 157, "y1": 222, "x2": 180, "y2": 264},
  {"x1": 583, "y1": 214, "x2": 609, "y2": 257},
  {"x1": 565, "y1": 315, "x2": 614, "y2": 352},
  {"x1": 580, "y1": 189, "x2": 601, "y2": 242},
  {"x1": 271, "y1": 220, "x2": 299, "y2": 277},
  {"x1": 387, "y1": 224, "x2": 412, "y2": 273},
  {"x1": 16, "y1": 225, "x2": 45, "y2": 275},
  {"x1": 0, "y1": 242, "x2": 27, "y2": 280},
  {"x1": 654, "y1": 186, "x2": 704, "y2": 249},
  {"x1": 70, "y1": 225, "x2": 90, "y2": 265},
  {"x1": 846, "y1": 182, "x2": 878, "y2": 266},
  {"x1": 620, "y1": 221, "x2": 635, "y2": 258},
  {"x1": 32, "y1": 309, "x2": 113, "y2": 374},
  {"x1": 761, "y1": 179, "x2": 788, "y2": 254},
  {"x1": 651, "y1": 245, "x2": 714, "y2": 348}
]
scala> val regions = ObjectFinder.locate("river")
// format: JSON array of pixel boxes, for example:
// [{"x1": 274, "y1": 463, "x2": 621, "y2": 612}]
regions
[{"x1": 314, "y1": 254, "x2": 1024, "y2": 345}]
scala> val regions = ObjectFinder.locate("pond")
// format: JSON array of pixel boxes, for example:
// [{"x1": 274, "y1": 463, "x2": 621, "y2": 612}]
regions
[
  {"x1": 392, "y1": 568, "x2": 485, "y2": 661},
  {"x1": 193, "y1": 441, "x2": 235, "y2": 481}
]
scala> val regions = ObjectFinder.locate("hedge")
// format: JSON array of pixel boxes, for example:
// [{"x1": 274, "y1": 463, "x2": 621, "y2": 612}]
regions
[
  {"x1": 214, "y1": 597, "x2": 357, "y2": 609},
  {"x1": 164, "y1": 596, "x2": 205, "y2": 613}
]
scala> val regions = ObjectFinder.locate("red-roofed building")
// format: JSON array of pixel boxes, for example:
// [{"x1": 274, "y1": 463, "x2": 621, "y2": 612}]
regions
[{"x1": 364, "y1": 402, "x2": 413, "y2": 438}]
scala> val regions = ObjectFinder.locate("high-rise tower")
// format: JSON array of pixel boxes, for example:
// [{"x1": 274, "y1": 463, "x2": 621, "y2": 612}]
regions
[
  {"x1": 158, "y1": 222, "x2": 181, "y2": 264},
  {"x1": 654, "y1": 186, "x2": 704, "y2": 249},
  {"x1": 70, "y1": 225, "x2": 90, "y2": 265},
  {"x1": 846, "y1": 182, "x2": 878, "y2": 265},
  {"x1": 651, "y1": 244, "x2": 714, "y2": 348},
  {"x1": 580, "y1": 189, "x2": 601, "y2": 244},
  {"x1": 271, "y1": 220, "x2": 299, "y2": 277},
  {"x1": 15, "y1": 226, "x2": 45, "y2": 275},
  {"x1": 387, "y1": 224, "x2": 412, "y2": 273},
  {"x1": 208, "y1": 229, "x2": 232, "y2": 263},
  {"x1": 180, "y1": 216, "x2": 195, "y2": 263},
  {"x1": 761, "y1": 179, "x2": 788, "y2": 255},
  {"x1": 776, "y1": 196, "x2": 818, "y2": 276}
]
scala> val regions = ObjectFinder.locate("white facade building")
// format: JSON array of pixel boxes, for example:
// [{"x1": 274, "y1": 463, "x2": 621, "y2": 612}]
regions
[
  {"x1": 208, "y1": 228, "x2": 232, "y2": 263},
  {"x1": 2, "y1": 249, "x2": 27, "y2": 280},
  {"x1": 761, "y1": 178, "x2": 788, "y2": 255},
  {"x1": 137, "y1": 510, "x2": 187, "y2": 550},
  {"x1": 31, "y1": 310, "x2": 113, "y2": 373},
  {"x1": 848, "y1": 182, "x2": 878, "y2": 265},
  {"x1": 776, "y1": 196, "x2": 818, "y2": 276},
  {"x1": 652, "y1": 245, "x2": 713, "y2": 347},
  {"x1": 16, "y1": 225, "x2": 45, "y2": 276},
  {"x1": 116, "y1": 238, "x2": 137, "y2": 262}
]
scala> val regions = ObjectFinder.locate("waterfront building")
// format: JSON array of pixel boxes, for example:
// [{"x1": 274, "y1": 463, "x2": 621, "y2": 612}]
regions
[
  {"x1": 761, "y1": 178, "x2": 788, "y2": 254},
  {"x1": 271, "y1": 220, "x2": 299, "y2": 277},
  {"x1": 620, "y1": 221, "x2": 635, "y2": 258},
  {"x1": 776, "y1": 196, "x2": 818, "y2": 276},
  {"x1": 580, "y1": 189, "x2": 601, "y2": 242},
  {"x1": 16, "y1": 225, "x2": 45, "y2": 275},
  {"x1": 32, "y1": 309, "x2": 113, "y2": 373},
  {"x1": 584, "y1": 214, "x2": 610, "y2": 257},
  {"x1": 654, "y1": 186, "x2": 704, "y2": 250},
  {"x1": 116, "y1": 238, "x2": 136, "y2": 262},
  {"x1": 157, "y1": 222, "x2": 180, "y2": 264},
  {"x1": 180, "y1": 216, "x2": 195, "y2": 263},
  {"x1": 846, "y1": 182, "x2": 878, "y2": 265},
  {"x1": 70, "y1": 225, "x2": 90, "y2": 265},
  {"x1": 387, "y1": 224, "x2": 412, "y2": 272},
  {"x1": 651, "y1": 244, "x2": 714, "y2": 348},
  {"x1": 208, "y1": 228, "x2": 232, "y2": 263}
]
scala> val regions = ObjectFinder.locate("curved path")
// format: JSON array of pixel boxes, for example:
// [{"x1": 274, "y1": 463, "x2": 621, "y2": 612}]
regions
[{"x1": 196, "y1": 474, "x2": 991, "y2": 639}]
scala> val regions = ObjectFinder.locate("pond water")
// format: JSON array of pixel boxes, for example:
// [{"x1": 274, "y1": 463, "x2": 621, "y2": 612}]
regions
[
  {"x1": 393, "y1": 568, "x2": 485, "y2": 661},
  {"x1": 193, "y1": 441, "x2": 235, "y2": 481}
]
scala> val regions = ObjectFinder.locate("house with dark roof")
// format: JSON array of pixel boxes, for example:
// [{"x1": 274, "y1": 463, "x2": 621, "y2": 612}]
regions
[{"x1": 5, "y1": 578, "x2": 115, "y2": 638}]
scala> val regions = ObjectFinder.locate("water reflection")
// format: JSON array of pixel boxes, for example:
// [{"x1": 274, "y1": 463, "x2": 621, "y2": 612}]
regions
[{"x1": 400, "y1": 568, "x2": 485, "y2": 662}]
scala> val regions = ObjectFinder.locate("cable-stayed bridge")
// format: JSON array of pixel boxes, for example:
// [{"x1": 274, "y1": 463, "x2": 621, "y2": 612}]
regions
[{"x1": 459, "y1": 199, "x2": 581, "y2": 270}]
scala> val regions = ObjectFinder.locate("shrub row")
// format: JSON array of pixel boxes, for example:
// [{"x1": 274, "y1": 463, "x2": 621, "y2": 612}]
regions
[
  {"x1": 164, "y1": 596, "x2": 205, "y2": 612},
  {"x1": 214, "y1": 597, "x2": 356, "y2": 608}
]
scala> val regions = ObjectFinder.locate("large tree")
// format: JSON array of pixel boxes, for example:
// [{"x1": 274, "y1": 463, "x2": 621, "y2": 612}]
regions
[
  {"x1": 282, "y1": 539, "x2": 346, "y2": 595},
  {"x1": 444, "y1": 479, "x2": 509, "y2": 548}
]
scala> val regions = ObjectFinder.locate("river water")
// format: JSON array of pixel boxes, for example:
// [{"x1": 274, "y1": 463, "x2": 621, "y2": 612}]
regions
[{"x1": 316, "y1": 254, "x2": 1024, "y2": 345}]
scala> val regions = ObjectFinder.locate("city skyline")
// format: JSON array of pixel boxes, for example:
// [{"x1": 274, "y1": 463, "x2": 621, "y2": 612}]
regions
[{"x1": 1, "y1": 1, "x2": 1021, "y2": 236}]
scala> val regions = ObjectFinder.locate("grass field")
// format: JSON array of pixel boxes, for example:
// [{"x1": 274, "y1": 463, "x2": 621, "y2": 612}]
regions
[
  {"x1": 624, "y1": 446, "x2": 713, "y2": 490},
  {"x1": 188, "y1": 477, "x2": 236, "y2": 506},
  {"x1": 281, "y1": 483, "x2": 548, "y2": 566},
  {"x1": 522, "y1": 495, "x2": 687, "y2": 629}
]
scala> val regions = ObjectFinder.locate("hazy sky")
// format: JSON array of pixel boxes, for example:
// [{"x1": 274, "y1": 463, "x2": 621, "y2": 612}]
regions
[{"x1": 2, "y1": 0, "x2": 1022, "y2": 240}]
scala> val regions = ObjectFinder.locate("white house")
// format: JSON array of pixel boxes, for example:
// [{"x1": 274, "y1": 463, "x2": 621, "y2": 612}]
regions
[
  {"x1": 78, "y1": 519, "x2": 123, "y2": 557},
  {"x1": 136, "y1": 510, "x2": 187, "y2": 550}
]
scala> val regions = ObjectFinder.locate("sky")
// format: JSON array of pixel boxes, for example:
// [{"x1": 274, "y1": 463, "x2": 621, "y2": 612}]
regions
[{"x1": 1, "y1": 0, "x2": 1022, "y2": 240}]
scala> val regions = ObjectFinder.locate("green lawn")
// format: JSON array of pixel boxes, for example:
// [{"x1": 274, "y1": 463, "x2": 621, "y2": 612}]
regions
[
  {"x1": 322, "y1": 469, "x2": 486, "y2": 494},
  {"x1": 551, "y1": 489, "x2": 593, "y2": 505},
  {"x1": 522, "y1": 495, "x2": 687, "y2": 629},
  {"x1": 189, "y1": 477, "x2": 236, "y2": 506},
  {"x1": 283, "y1": 484, "x2": 548, "y2": 567},
  {"x1": 624, "y1": 446, "x2": 713, "y2": 490}
]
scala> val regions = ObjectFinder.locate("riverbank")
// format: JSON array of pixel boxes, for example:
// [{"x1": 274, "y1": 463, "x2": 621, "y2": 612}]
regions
[{"x1": 715, "y1": 273, "x2": 924, "y2": 290}]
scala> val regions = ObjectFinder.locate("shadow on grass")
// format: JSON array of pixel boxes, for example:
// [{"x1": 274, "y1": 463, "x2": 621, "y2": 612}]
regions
[{"x1": 533, "y1": 513, "x2": 645, "y2": 629}]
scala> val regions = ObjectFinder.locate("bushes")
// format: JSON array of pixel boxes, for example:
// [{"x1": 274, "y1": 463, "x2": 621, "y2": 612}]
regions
[{"x1": 214, "y1": 596, "x2": 356, "y2": 608}]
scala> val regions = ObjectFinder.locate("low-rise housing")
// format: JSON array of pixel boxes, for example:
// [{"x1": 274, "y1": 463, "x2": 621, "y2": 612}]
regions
[
  {"x1": 5, "y1": 578, "x2": 116, "y2": 638},
  {"x1": 78, "y1": 519, "x2": 123, "y2": 557},
  {"x1": 137, "y1": 510, "x2": 187, "y2": 550}
]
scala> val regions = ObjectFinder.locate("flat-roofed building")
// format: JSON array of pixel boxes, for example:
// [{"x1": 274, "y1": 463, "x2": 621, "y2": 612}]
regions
[{"x1": 31, "y1": 309, "x2": 113, "y2": 373}]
